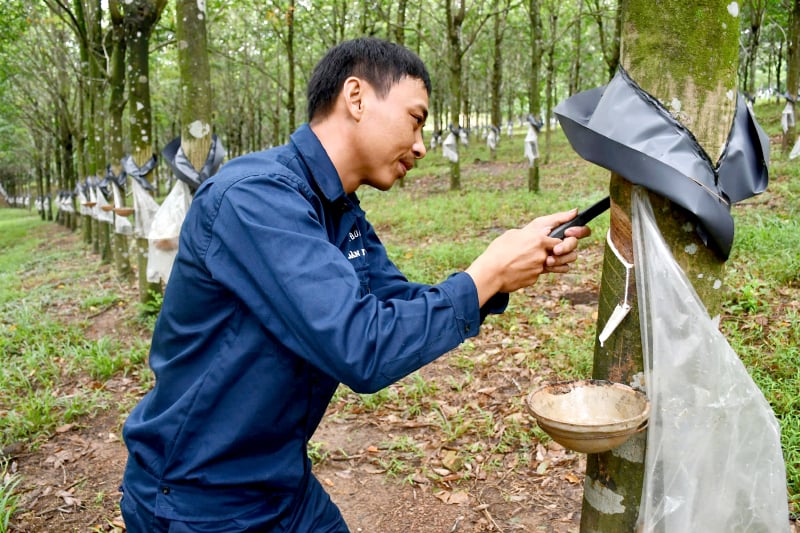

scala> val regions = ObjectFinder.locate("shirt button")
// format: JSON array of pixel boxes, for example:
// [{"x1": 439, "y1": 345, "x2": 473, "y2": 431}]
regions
[{"x1": 161, "y1": 487, "x2": 170, "y2": 495}]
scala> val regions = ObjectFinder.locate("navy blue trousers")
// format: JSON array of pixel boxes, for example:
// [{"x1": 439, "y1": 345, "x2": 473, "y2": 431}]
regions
[{"x1": 120, "y1": 475, "x2": 349, "y2": 533}]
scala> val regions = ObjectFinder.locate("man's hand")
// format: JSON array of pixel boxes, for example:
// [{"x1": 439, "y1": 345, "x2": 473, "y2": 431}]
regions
[{"x1": 465, "y1": 209, "x2": 592, "y2": 307}]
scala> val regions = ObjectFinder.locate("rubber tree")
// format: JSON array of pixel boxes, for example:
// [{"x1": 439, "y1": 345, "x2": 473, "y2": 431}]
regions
[
  {"x1": 120, "y1": 0, "x2": 167, "y2": 305},
  {"x1": 107, "y1": 0, "x2": 133, "y2": 280},
  {"x1": 489, "y1": 0, "x2": 511, "y2": 162},
  {"x1": 445, "y1": 0, "x2": 466, "y2": 190},
  {"x1": 527, "y1": 0, "x2": 543, "y2": 192},
  {"x1": 784, "y1": 0, "x2": 800, "y2": 155},
  {"x1": 176, "y1": 0, "x2": 213, "y2": 173},
  {"x1": 588, "y1": 0, "x2": 623, "y2": 81},
  {"x1": 580, "y1": 1, "x2": 738, "y2": 531}
]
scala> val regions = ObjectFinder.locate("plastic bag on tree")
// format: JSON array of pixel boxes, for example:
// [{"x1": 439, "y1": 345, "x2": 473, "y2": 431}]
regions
[
  {"x1": 95, "y1": 188, "x2": 114, "y2": 224},
  {"x1": 524, "y1": 125, "x2": 539, "y2": 167},
  {"x1": 790, "y1": 137, "x2": 800, "y2": 160},
  {"x1": 632, "y1": 187, "x2": 789, "y2": 533},
  {"x1": 111, "y1": 183, "x2": 133, "y2": 236},
  {"x1": 147, "y1": 180, "x2": 192, "y2": 284},
  {"x1": 130, "y1": 179, "x2": 162, "y2": 284},
  {"x1": 442, "y1": 132, "x2": 458, "y2": 163}
]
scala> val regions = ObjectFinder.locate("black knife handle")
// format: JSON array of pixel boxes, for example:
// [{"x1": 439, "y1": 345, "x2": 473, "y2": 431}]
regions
[{"x1": 548, "y1": 196, "x2": 610, "y2": 239}]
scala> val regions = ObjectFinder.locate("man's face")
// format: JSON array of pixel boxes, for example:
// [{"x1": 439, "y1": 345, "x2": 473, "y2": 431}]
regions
[{"x1": 354, "y1": 76, "x2": 428, "y2": 191}]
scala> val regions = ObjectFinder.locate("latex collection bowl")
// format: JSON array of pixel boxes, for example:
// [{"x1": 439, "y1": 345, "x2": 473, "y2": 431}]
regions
[{"x1": 526, "y1": 379, "x2": 649, "y2": 454}]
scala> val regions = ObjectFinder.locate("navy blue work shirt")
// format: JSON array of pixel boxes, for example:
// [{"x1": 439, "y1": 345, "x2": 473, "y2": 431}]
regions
[{"x1": 122, "y1": 124, "x2": 508, "y2": 525}]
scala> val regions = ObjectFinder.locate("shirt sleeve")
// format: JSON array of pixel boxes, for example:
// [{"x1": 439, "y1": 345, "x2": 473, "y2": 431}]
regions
[
  {"x1": 360, "y1": 217, "x2": 510, "y2": 319},
  {"x1": 201, "y1": 173, "x2": 485, "y2": 393}
]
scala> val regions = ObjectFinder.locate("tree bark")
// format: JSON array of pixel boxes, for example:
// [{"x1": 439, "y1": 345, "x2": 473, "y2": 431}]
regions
[
  {"x1": 108, "y1": 0, "x2": 133, "y2": 280},
  {"x1": 527, "y1": 0, "x2": 542, "y2": 192},
  {"x1": 784, "y1": 0, "x2": 800, "y2": 155},
  {"x1": 121, "y1": 0, "x2": 167, "y2": 306},
  {"x1": 446, "y1": 0, "x2": 465, "y2": 191},
  {"x1": 580, "y1": 1, "x2": 738, "y2": 531},
  {"x1": 176, "y1": 0, "x2": 213, "y2": 172}
]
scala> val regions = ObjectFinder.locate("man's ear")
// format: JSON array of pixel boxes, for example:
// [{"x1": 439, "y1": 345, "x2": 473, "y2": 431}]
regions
[{"x1": 342, "y1": 77, "x2": 364, "y2": 120}]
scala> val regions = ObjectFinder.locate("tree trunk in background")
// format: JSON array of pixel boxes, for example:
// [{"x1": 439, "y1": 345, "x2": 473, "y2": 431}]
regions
[
  {"x1": 543, "y1": 4, "x2": 560, "y2": 165},
  {"x1": 580, "y1": 1, "x2": 737, "y2": 531},
  {"x1": 395, "y1": 0, "x2": 409, "y2": 187},
  {"x1": 784, "y1": 0, "x2": 800, "y2": 155},
  {"x1": 490, "y1": 0, "x2": 507, "y2": 162},
  {"x1": 176, "y1": 0, "x2": 213, "y2": 172},
  {"x1": 569, "y1": 0, "x2": 583, "y2": 95},
  {"x1": 108, "y1": 0, "x2": 133, "y2": 280},
  {"x1": 121, "y1": 0, "x2": 167, "y2": 307},
  {"x1": 286, "y1": 0, "x2": 296, "y2": 134},
  {"x1": 742, "y1": 0, "x2": 766, "y2": 96},
  {"x1": 446, "y1": 0, "x2": 464, "y2": 191},
  {"x1": 527, "y1": 0, "x2": 542, "y2": 192},
  {"x1": 589, "y1": 0, "x2": 624, "y2": 81},
  {"x1": 393, "y1": 0, "x2": 407, "y2": 44}
]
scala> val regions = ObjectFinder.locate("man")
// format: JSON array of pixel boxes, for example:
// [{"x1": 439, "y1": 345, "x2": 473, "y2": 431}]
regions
[{"x1": 121, "y1": 37, "x2": 590, "y2": 532}]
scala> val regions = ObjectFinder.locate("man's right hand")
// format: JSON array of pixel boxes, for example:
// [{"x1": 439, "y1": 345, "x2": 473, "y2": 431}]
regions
[{"x1": 465, "y1": 209, "x2": 591, "y2": 307}]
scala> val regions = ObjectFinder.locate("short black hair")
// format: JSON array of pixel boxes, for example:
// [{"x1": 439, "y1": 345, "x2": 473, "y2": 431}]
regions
[{"x1": 306, "y1": 37, "x2": 432, "y2": 122}]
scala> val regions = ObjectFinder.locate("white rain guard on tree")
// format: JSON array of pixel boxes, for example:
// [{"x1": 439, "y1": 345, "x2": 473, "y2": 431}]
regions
[
  {"x1": 524, "y1": 125, "x2": 539, "y2": 167},
  {"x1": 147, "y1": 180, "x2": 192, "y2": 284},
  {"x1": 632, "y1": 187, "x2": 789, "y2": 533},
  {"x1": 111, "y1": 182, "x2": 132, "y2": 236},
  {"x1": 781, "y1": 102, "x2": 795, "y2": 134},
  {"x1": 442, "y1": 132, "x2": 458, "y2": 163},
  {"x1": 458, "y1": 128, "x2": 469, "y2": 146},
  {"x1": 790, "y1": 137, "x2": 800, "y2": 160},
  {"x1": 77, "y1": 186, "x2": 91, "y2": 216},
  {"x1": 486, "y1": 128, "x2": 498, "y2": 150},
  {"x1": 93, "y1": 183, "x2": 114, "y2": 224}
]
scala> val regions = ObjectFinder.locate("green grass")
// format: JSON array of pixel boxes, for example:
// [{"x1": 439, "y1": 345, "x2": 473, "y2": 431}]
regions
[
  {"x1": 0, "y1": 214, "x2": 146, "y2": 450},
  {"x1": 0, "y1": 459, "x2": 21, "y2": 533}
]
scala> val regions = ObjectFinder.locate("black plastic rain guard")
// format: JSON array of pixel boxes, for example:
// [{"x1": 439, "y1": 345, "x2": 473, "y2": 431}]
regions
[
  {"x1": 554, "y1": 67, "x2": 769, "y2": 259},
  {"x1": 105, "y1": 164, "x2": 126, "y2": 191},
  {"x1": 121, "y1": 154, "x2": 158, "y2": 192},
  {"x1": 161, "y1": 134, "x2": 226, "y2": 191}
]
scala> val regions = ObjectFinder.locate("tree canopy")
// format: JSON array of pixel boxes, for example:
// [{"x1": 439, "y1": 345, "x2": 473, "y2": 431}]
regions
[{"x1": 0, "y1": 0, "x2": 794, "y2": 199}]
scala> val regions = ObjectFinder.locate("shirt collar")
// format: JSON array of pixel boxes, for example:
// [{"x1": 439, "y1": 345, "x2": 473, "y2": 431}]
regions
[{"x1": 290, "y1": 124, "x2": 349, "y2": 207}]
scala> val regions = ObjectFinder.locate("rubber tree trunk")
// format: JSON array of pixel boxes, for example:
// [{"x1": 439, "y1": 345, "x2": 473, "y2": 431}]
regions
[
  {"x1": 176, "y1": 0, "x2": 213, "y2": 173},
  {"x1": 783, "y1": 0, "x2": 800, "y2": 155},
  {"x1": 527, "y1": 0, "x2": 542, "y2": 192},
  {"x1": 108, "y1": 0, "x2": 133, "y2": 280},
  {"x1": 122, "y1": 0, "x2": 167, "y2": 307},
  {"x1": 580, "y1": 1, "x2": 738, "y2": 531},
  {"x1": 446, "y1": 0, "x2": 464, "y2": 191}
]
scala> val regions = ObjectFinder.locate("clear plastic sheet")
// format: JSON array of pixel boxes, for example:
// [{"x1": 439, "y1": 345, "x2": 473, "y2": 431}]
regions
[
  {"x1": 146, "y1": 180, "x2": 192, "y2": 284},
  {"x1": 632, "y1": 187, "x2": 789, "y2": 533}
]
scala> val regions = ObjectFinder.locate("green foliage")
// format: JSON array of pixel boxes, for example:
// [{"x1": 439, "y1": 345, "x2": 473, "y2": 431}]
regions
[{"x1": 0, "y1": 459, "x2": 21, "y2": 533}]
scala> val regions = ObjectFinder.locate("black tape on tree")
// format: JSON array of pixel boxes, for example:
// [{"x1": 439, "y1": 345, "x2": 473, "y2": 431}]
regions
[
  {"x1": 161, "y1": 134, "x2": 226, "y2": 191},
  {"x1": 105, "y1": 164, "x2": 127, "y2": 190},
  {"x1": 554, "y1": 67, "x2": 769, "y2": 259},
  {"x1": 121, "y1": 154, "x2": 158, "y2": 192}
]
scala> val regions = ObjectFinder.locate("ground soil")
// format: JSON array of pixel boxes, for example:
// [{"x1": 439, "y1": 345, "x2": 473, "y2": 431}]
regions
[{"x1": 4, "y1": 208, "x2": 798, "y2": 533}]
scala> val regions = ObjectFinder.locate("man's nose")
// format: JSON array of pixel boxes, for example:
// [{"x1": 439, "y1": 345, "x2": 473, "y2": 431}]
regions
[{"x1": 413, "y1": 131, "x2": 427, "y2": 159}]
